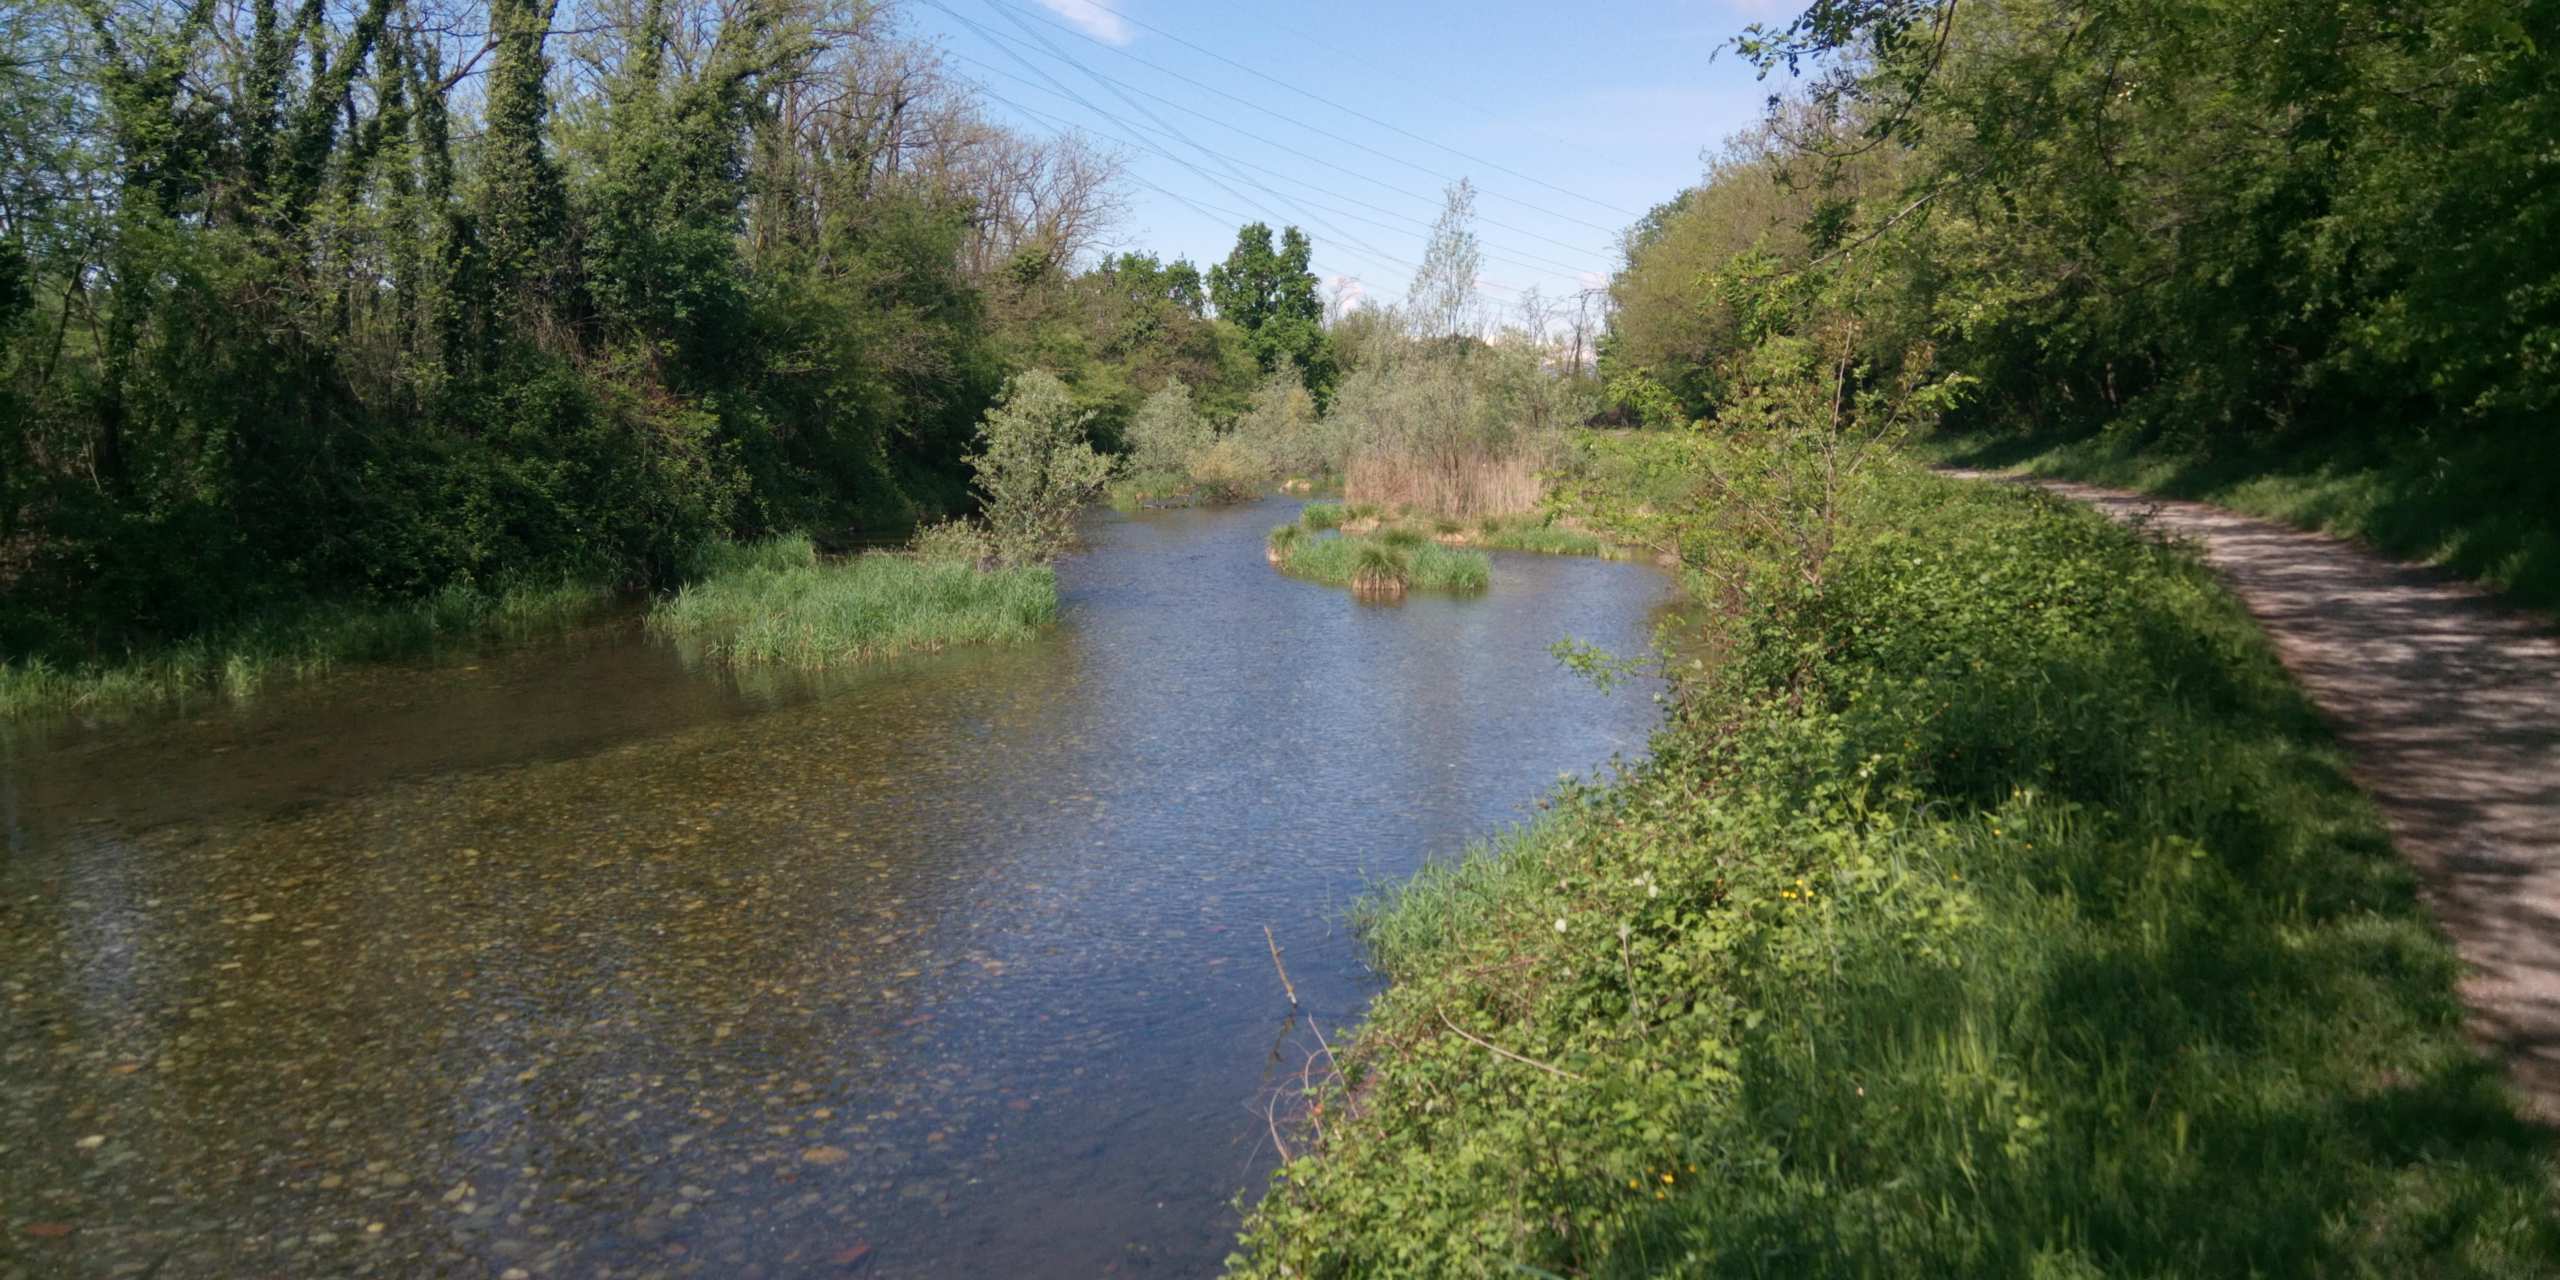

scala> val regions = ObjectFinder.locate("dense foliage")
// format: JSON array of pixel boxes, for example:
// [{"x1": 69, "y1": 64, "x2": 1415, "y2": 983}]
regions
[
  {"x1": 0, "y1": 0, "x2": 1254, "y2": 675},
  {"x1": 1606, "y1": 0, "x2": 2560, "y2": 603},
  {"x1": 1231, "y1": 441, "x2": 2560, "y2": 1276}
]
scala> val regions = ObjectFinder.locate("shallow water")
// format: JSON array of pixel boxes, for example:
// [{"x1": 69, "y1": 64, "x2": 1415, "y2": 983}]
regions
[{"x1": 0, "y1": 498, "x2": 1671, "y2": 1278}]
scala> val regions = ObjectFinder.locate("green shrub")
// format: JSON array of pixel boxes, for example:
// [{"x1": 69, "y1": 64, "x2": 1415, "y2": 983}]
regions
[
  {"x1": 1189, "y1": 433, "x2": 1275, "y2": 502},
  {"x1": 1124, "y1": 378, "x2": 1216, "y2": 477},
  {"x1": 967, "y1": 371, "x2": 1117, "y2": 565},
  {"x1": 1232, "y1": 466, "x2": 2560, "y2": 1278}
]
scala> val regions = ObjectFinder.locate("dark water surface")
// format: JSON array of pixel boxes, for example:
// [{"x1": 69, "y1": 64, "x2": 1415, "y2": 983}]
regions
[{"x1": 1, "y1": 498, "x2": 1670, "y2": 1279}]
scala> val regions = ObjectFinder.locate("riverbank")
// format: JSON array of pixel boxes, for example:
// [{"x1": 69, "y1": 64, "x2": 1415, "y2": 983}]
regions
[
  {"x1": 1230, "y1": 460, "x2": 2559, "y2": 1275},
  {"x1": 0, "y1": 575, "x2": 617, "y2": 724},
  {"x1": 1920, "y1": 425, "x2": 2560, "y2": 617}
]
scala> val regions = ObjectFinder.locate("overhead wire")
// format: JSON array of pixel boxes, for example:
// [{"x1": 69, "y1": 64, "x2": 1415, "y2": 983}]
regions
[
  {"x1": 923, "y1": 0, "x2": 1424, "y2": 274},
  {"x1": 940, "y1": 30, "x2": 1613, "y2": 265},
  {"x1": 1002, "y1": 0, "x2": 1644, "y2": 219},
  {"x1": 960, "y1": 0, "x2": 1632, "y2": 238},
  {"x1": 946, "y1": 52, "x2": 1601, "y2": 280},
  {"x1": 971, "y1": 81, "x2": 1533, "y2": 297}
]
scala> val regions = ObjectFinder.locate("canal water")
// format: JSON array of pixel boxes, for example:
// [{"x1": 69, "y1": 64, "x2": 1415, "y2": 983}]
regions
[{"x1": 0, "y1": 497, "x2": 1672, "y2": 1278}]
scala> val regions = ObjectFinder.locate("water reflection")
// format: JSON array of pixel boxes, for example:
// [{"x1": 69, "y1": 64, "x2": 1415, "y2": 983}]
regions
[{"x1": 0, "y1": 497, "x2": 1670, "y2": 1278}]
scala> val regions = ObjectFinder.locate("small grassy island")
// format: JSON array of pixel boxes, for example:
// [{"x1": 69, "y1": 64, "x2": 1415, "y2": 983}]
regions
[{"x1": 1266, "y1": 508, "x2": 1492, "y2": 598}]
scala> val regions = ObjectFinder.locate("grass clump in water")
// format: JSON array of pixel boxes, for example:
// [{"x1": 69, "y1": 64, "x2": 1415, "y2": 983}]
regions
[
  {"x1": 1232, "y1": 463, "x2": 2560, "y2": 1278},
  {"x1": 649, "y1": 533, "x2": 1054, "y2": 668},
  {"x1": 1267, "y1": 524, "x2": 1305, "y2": 565},
  {"x1": 1349, "y1": 545, "x2": 1409, "y2": 600},
  {"x1": 1299, "y1": 501, "x2": 1347, "y2": 531}
]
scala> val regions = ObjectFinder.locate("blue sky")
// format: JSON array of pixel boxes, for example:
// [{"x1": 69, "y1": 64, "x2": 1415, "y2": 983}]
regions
[{"x1": 897, "y1": 0, "x2": 1790, "y2": 319}]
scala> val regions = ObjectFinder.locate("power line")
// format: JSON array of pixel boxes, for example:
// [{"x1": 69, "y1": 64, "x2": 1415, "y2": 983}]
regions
[
  {"x1": 956, "y1": 0, "x2": 1631, "y2": 239},
  {"x1": 966, "y1": 0, "x2": 1421, "y2": 273},
  {"x1": 942, "y1": 33, "x2": 1613, "y2": 264},
  {"x1": 973, "y1": 81, "x2": 1533, "y2": 298},
  {"x1": 1011, "y1": 0, "x2": 1644, "y2": 219},
  {"x1": 948, "y1": 53, "x2": 1603, "y2": 280},
  {"x1": 926, "y1": 0, "x2": 1420, "y2": 273}
]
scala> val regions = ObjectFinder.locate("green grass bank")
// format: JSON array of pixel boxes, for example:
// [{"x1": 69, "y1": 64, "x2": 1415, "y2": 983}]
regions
[
  {"x1": 647, "y1": 534, "x2": 1056, "y2": 667},
  {"x1": 1922, "y1": 425, "x2": 2560, "y2": 616},
  {"x1": 0, "y1": 575, "x2": 615, "y2": 723},
  {"x1": 1231, "y1": 464, "x2": 2558, "y2": 1276}
]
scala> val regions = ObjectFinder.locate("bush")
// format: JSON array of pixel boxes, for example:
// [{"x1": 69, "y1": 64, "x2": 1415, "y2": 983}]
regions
[
  {"x1": 1124, "y1": 378, "x2": 1216, "y2": 477},
  {"x1": 1331, "y1": 344, "x2": 1592, "y2": 519},
  {"x1": 967, "y1": 371, "x2": 1117, "y2": 565},
  {"x1": 1189, "y1": 433, "x2": 1275, "y2": 502}
]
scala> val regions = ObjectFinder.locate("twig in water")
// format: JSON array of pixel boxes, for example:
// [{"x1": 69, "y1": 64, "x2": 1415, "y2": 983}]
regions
[
  {"x1": 1265, "y1": 1086, "x2": 1292, "y2": 1162},
  {"x1": 1265, "y1": 925, "x2": 1300, "y2": 1007},
  {"x1": 1437, "y1": 1008, "x2": 1586, "y2": 1083}
]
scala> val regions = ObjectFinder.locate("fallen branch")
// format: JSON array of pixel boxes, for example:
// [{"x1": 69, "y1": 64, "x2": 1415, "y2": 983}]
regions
[{"x1": 1265, "y1": 925, "x2": 1300, "y2": 1007}]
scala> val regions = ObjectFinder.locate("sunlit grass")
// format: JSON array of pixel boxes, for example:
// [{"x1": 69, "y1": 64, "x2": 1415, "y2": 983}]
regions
[{"x1": 649, "y1": 534, "x2": 1056, "y2": 667}]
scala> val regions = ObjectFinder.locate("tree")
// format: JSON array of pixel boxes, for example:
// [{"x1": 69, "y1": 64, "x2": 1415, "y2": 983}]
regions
[
  {"x1": 1208, "y1": 222, "x2": 1334, "y2": 399},
  {"x1": 1407, "y1": 179, "x2": 1481, "y2": 344}
]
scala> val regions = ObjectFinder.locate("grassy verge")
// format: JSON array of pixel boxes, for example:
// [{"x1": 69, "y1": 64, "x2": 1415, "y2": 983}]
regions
[
  {"x1": 1921, "y1": 424, "x2": 2560, "y2": 615},
  {"x1": 647, "y1": 533, "x2": 1055, "y2": 667},
  {"x1": 0, "y1": 575, "x2": 615, "y2": 723},
  {"x1": 1232, "y1": 463, "x2": 2557, "y2": 1276}
]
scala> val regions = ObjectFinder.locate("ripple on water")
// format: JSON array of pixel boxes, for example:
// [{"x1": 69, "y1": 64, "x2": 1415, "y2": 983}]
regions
[{"x1": 0, "y1": 496, "x2": 1673, "y2": 1279}]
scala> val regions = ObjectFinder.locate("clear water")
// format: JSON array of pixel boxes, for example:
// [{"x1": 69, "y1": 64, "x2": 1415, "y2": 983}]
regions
[{"x1": 0, "y1": 497, "x2": 1671, "y2": 1278}]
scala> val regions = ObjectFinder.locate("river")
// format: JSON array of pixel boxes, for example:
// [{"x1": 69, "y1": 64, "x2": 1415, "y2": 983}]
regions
[{"x1": 0, "y1": 497, "x2": 1671, "y2": 1279}]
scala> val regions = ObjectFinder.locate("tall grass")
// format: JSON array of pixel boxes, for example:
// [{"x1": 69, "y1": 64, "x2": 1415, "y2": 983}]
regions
[
  {"x1": 648, "y1": 534, "x2": 1055, "y2": 667},
  {"x1": 0, "y1": 574, "x2": 615, "y2": 722},
  {"x1": 1343, "y1": 445, "x2": 1548, "y2": 520},
  {"x1": 1232, "y1": 464, "x2": 2559, "y2": 1277}
]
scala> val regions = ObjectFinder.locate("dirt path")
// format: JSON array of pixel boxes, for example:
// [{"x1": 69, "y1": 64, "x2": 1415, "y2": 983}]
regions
[{"x1": 1951, "y1": 472, "x2": 2560, "y2": 1121}]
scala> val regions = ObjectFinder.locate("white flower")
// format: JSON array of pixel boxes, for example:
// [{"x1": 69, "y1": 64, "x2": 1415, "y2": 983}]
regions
[{"x1": 1553, "y1": 918, "x2": 1568, "y2": 934}]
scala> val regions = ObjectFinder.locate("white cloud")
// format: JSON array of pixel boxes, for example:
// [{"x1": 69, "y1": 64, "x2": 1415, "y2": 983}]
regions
[{"x1": 1035, "y1": 0, "x2": 1134, "y2": 45}]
